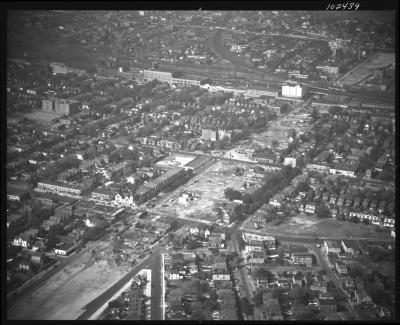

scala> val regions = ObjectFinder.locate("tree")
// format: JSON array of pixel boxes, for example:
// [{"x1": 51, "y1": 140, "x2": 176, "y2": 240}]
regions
[
  {"x1": 240, "y1": 297, "x2": 254, "y2": 316},
  {"x1": 82, "y1": 226, "x2": 105, "y2": 242},
  {"x1": 350, "y1": 216, "x2": 360, "y2": 223},
  {"x1": 362, "y1": 218, "x2": 370, "y2": 225},
  {"x1": 253, "y1": 292, "x2": 264, "y2": 306},
  {"x1": 256, "y1": 268, "x2": 274, "y2": 283},
  {"x1": 272, "y1": 140, "x2": 280, "y2": 148},
  {"x1": 315, "y1": 205, "x2": 330, "y2": 219},
  {"x1": 224, "y1": 188, "x2": 242, "y2": 201},
  {"x1": 348, "y1": 264, "x2": 364, "y2": 278},
  {"x1": 311, "y1": 107, "x2": 319, "y2": 120},
  {"x1": 329, "y1": 106, "x2": 343, "y2": 116},
  {"x1": 296, "y1": 181, "x2": 310, "y2": 192}
]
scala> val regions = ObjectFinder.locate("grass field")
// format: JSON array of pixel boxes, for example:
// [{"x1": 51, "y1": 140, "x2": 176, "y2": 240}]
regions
[{"x1": 243, "y1": 213, "x2": 387, "y2": 239}]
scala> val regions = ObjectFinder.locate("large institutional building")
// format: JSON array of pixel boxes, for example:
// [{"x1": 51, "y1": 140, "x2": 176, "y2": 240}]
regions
[
  {"x1": 281, "y1": 84, "x2": 307, "y2": 99},
  {"x1": 42, "y1": 98, "x2": 81, "y2": 116}
]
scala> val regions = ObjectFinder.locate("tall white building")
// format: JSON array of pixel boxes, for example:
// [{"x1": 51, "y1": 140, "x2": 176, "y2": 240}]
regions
[{"x1": 282, "y1": 84, "x2": 307, "y2": 98}]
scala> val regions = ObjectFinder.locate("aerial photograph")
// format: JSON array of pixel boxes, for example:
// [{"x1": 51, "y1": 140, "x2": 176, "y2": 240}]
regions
[{"x1": 5, "y1": 5, "x2": 397, "y2": 322}]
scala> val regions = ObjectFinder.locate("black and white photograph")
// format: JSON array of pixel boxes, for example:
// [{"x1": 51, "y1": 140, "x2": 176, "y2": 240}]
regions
[{"x1": 2, "y1": 1, "x2": 398, "y2": 322}]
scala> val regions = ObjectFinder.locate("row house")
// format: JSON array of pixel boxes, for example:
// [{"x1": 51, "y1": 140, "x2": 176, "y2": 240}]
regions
[
  {"x1": 349, "y1": 211, "x2": 394, "y2": 228},
  {"x1": 245, "y1": 240, "x2": 264, "y2": 253},
  {"x1": 290, "y1": 252, "x2": 313, "y2": 267},
  {"x1": 335, "y1": 261, "x2": 348, "y2": 276},
  {"x1": 249, "y1": 251, "x2": 267, "y2": 265},
  {"x1": 91, "y1": 187, "x2": 119, "y2": 202}
]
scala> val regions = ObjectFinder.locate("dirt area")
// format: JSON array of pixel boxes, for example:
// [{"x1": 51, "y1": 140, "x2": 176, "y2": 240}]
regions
[
  {"x1": 244, "y1": 213, "x2": 385, "y2": 239},
  {"x1": 251, "y1": 120, "x2": 289, "y2": 149},
  {"x1": 152, "y1": 160, "x2": 262, "y2": 223},
  {"x1": 251, "y1": 111, "x2": 312, "y2": 150},
  {"x1": 8, "y1": 241, "x2": 130, "y2": 320},
  {"x1": 337, "y1": 51, "x2": 394, "y2": 85},
  {"x1": 155, "y1": 154, "x2": 196, "y2": 169},
  {"x1": 24, "y1": 110, "x2": 60, "y2": 122}
]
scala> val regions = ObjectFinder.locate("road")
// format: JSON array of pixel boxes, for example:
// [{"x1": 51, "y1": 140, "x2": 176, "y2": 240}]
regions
[
  {"x1": 77, "y1": 246, "x2": 165, "y2": 320},
  {"x1": 230, "y1": 231, "x2": 254, "y2": 320},
  {"x1": 309, "y1": 243, "x2": 362, "y2": 320},
  {"x1": 207, "y1": 12, "x2": 286, "y2": 82}
]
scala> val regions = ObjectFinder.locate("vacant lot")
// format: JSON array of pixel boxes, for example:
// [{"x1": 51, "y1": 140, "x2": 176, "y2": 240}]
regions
[
  {"x1": 337, "y1": 51, "x2": 395, "y2": 85},
  {"x1": 8, "y1": 241, "x2": 130, "y2": 320},
  {"x1": 152, "y1": 160, "x2": 263, "y2": 223}
]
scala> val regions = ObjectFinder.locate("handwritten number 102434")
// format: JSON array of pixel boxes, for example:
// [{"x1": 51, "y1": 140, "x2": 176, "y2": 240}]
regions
[{"x1": 326, "y1": 2, "x2": 360, "y2": 10}]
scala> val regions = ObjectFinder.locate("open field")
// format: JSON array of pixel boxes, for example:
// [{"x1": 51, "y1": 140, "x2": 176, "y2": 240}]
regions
[
  {"x1": 152, "y1": 160, "x2": 263, "y2": 223},
  {"x1": 243, "y1": 213, "x2": 387, "y2": 239},
  {"x1": 8, "y1": 241, "x2": 130, "y2": 320},
  {"x1": 337, "y1": 51, "x2": 395, "y2": 85}
]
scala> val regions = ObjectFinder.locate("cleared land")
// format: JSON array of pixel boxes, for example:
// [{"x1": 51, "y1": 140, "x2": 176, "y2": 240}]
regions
[
  {"x1": 337, "y1": 51, "x2": 394, "y2": 85},
  {"x1": 155, "y1": 154, "x2": 196, "y2": 169},
  {"x1": 7, "y1": 241, "x2": 130, "y2": 320},
  {"x1": 152, "y1": 160, "x2": 263, "y2": 223},
  {"x1": 243, "y1": 213, "x2": 386, "y2": 239}
]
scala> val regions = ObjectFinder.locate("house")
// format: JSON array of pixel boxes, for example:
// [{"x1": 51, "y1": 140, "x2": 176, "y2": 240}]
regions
[
  {"x1": 323, "y1": 240, "x2": 341, "y2": 256},
  {"x1": 30, "y1": 252, "x2": 44, "y2": 264},
  {"x1": 335, "y1": 261, "x2": 348, "y2": 276},
  {"x1": 355, "y1": 287, "x2": 372, "y2": 305},
  {"x1": 13, "y1": 229, "x2": 39, "y2": 248},
  {"x1": 18, "y1": 259, "x2": 31, "y2": 272},
  {"x1": 7, "y1": 184, "x2": 31, "y2": 203},
  {"x1": 310, "y1": 277, "x2": 328, "y2": 293},
  {"x1": 291, "y1": 252, "x2": 313, "y2": 267},
  {"x1": 305, "y1": 204, "x2": 315, "y2": 214},
  {"x1": 341, "y1": 240, "x2": 359, "y2": 257},
  {"x1": 54, "y1": 243, "x2": 74, "y2": 256},
  {"x1": 292, "y1": 273, "x2": 304, "y2": 287}
]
